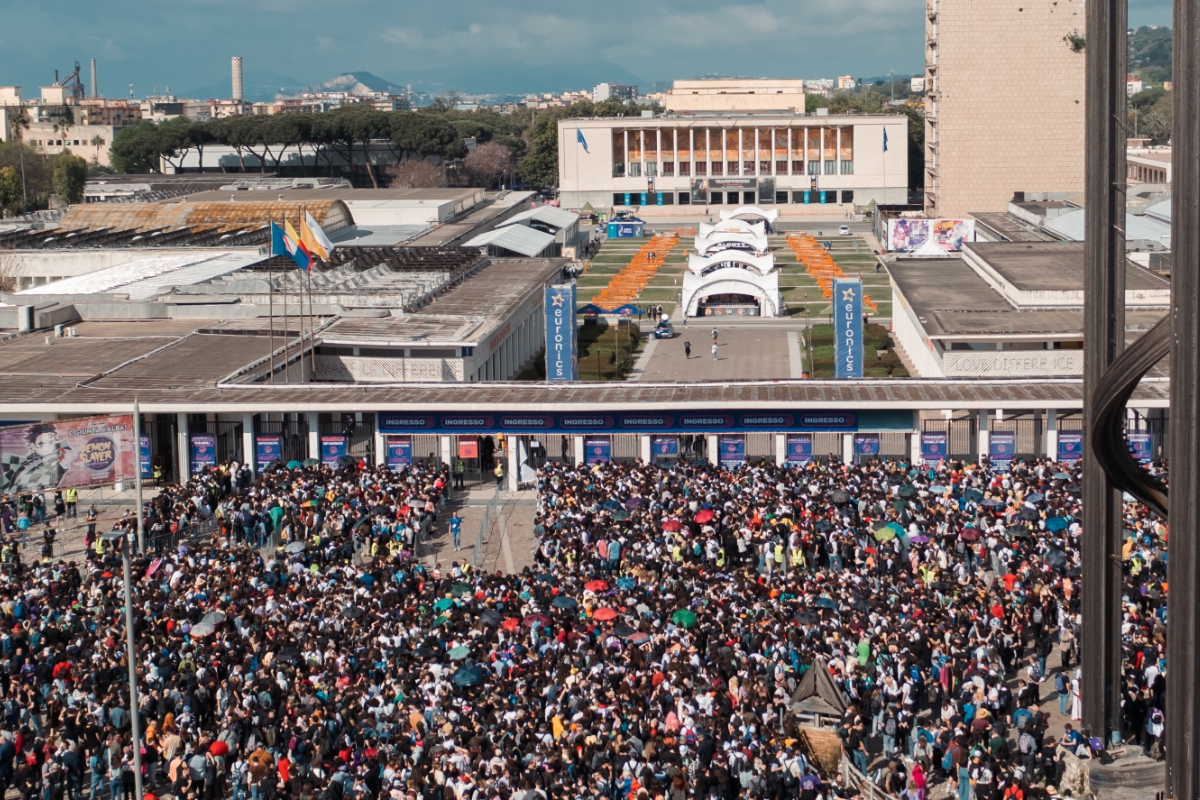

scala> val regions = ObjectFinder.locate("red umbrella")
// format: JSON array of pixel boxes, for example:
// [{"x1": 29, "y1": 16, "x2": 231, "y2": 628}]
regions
[
  {"x1": 662, "y1": 520, "x2": 682, "y2": 532},
  {"x1": 694, "y1": 510, "x2": 714, "y2": 524},
  {"x1": 209, "y1": 741, "x2": 229, "y2": 757},
  {"x1": 501, "y1": 618, "x2": 521, "y2": 631},
  {"x1": 593, "y1": 607, "x2": 619, "y2": 621},
  {"x1": 585, "y1": 579, "x2": 609, "y2": 592},
  {"x1": 523, "y1": 612, "x2": 552, "y2": 628}
]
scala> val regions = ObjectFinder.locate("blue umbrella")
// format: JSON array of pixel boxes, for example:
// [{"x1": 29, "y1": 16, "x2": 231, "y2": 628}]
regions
[
  {"x1": 815, "y1": 597, "x2": 838, "y2": 609},
  {"x1": 1026, "y1": 492, "x2": 1045, "y2": 503},
  {"x1": 1053, "y1": 472, "x2": 1071, "y2": 480},
  {"x1": 616, "y1": 576, "x2": 636, "y2": 590},
  {"x1": 552, "y1": 595, "x2": 578, "y2": 611},
  {"x1": 1045, "y1": 517, "x2": 1069, "y2": 532},
  {"x1": 602, "y1": 499, "x2": 621, "y2": 510},
  {"x1": 452, "y1": 666, "x2": 485, "y2": 687}
]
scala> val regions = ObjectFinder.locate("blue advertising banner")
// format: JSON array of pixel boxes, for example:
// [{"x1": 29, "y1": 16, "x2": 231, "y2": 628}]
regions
[
  {"x1": 989, "y1": 429, "x2": 1016, "y2": 466},
  {"x1": 1127, "y1": 432, "x2": 1153, "y2": 464},
  {"x1": 719, "y1": 435, "x2": 745, "y2": 465},
  {"x1": 378, "y1": 408, "x2": 915, "y2": 435},
  {"x1": 585, "y1": 436, "x2": 611, "y2": 464},
  {"x1": 833, "y1": 278, "x2": 864, "y2": 379},
  {"x1": 853, "y1": 433, "x2": 880, "y2": 456},
  {"x1": 921, "y1": 431, "x2": 948, "y2": 461},
  {"x1": 139, "y1": 435, "x2": 152, "y2": 479},
  {"x1": 255, "y1": 434, "x2": 282, "y2": 467},
  {"x1": 386, "y1": 436, "x2": 413, "y2": 469},
  {"x1": 190, "y1": 433, "x2": 216, "y2": 474},
  {"x1": 1057, "y1": 431, "x2": 1083, "y2": 462},
  {"x1": 321, "y1": 434, "x2": 347, "y2": 467},
  {"x1": 786, "y1": 434, "x2": 813, "y2": 464},
  {"x1": 545, "y1": 284, "x2": 577, "y2": 381},
  {"x1": 652, "y1": 436, "x2": 678, "y2": 458}
]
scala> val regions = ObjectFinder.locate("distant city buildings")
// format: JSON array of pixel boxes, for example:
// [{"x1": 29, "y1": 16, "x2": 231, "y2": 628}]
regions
[{"x1": 593, "y1": 83, "x2": 639, "y2": 103}]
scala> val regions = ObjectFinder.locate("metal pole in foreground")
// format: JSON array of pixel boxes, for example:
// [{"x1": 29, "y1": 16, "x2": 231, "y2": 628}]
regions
[
  {"x1": 132, "y1": 400, "x2": 145, "y2": 554},
  {"x1": 107, "y1": 532, "x2": 143, "y2": 800},
  {"x1": 1081, "y1": 0, "x2": 1127, "y2": 744}
]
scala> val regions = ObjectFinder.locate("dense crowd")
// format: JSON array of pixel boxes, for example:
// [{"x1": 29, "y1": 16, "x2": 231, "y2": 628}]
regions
[{"x1": 0, "y1": 452, "x2": 1170, "y2": 800}]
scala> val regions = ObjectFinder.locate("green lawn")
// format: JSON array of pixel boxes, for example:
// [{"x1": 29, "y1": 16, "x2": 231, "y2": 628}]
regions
[{"x1": 799, "y1": 323, "x2": 908, "y2": 377}]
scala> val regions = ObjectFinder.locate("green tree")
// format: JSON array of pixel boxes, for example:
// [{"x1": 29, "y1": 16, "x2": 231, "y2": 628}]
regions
[
  {"x1": 0, "y1": 165, "x2": 22, "y2": 215},
  {"x1": 157, "y1": 117, "x2": 194, "y2": 172},
  {"x1": 109, "y1": 121, "x2": 164, "y2": 173},
  {"x1": 51, "y1": 153, "x2": 88, "y2": 204},
  {"x1": 89, "y1": 134, "x2": 106, "y2": 163}
]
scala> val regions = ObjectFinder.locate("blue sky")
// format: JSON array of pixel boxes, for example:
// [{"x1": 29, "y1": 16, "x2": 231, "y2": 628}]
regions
[{"x1": 0, "y1": 0, "x2": 1174, "y2": 98}]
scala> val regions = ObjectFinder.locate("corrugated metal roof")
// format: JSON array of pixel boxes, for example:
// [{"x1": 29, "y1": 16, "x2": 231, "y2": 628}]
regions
[
  {"x1": 498, "y1": 206, "x2": 579, "y2": 231},
  {"x1": 20, "y1": 253, "x2": 225, "y2": 296},
  {"x1": 57, "y1": 200, "x2": 352, "y2": 233},
  {"x1": 463, "y1": 226, "x2": 555, "y2": 257}
]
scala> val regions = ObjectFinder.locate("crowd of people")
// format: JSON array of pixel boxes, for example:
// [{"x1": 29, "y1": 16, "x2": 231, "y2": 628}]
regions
[{"x1": 0, "y1": 451, "x2": 1170, "y2": 800}]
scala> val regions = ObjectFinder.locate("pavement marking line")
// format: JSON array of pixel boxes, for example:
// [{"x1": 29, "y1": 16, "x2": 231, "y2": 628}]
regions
[
  {"x1": 787, "y1": 331, "x2": 804, "y2": 378},
  {"x1": 629, "y1": 335, "x2": 659, "y2": 381}
]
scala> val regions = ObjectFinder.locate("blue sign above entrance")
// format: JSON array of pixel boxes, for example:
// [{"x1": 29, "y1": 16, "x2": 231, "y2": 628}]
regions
[{"x1": 378, "y1": 409, "x2": 914, "y2": 435}]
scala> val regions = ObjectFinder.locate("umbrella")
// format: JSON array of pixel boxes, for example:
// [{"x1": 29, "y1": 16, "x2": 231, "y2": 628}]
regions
[
  {"x1": 448, "y1": 646, "x2": 471, "y2": 661},
  {"x1": 885, "y1": 522, "x2": 906, "y2": 538},
  {"x1": 284, "y1": 541, "x2": 306, "y2": 553},
  {"x1": 815, "y1": 597, "x2": 838, "y2": 609},
  {"x1": 694, "y1": 510, "x2": 714, "y2": 524},
  {"x1": 452, "y1": 666, "x2": 485, "y2": 687},
  {"x1": 897, "y1": 485, "x2": 917, "y2": 498},
  {"x1": 552, "y1": 596, "x2": 578, "y2": 611},
  {"x1": 612, "y1": 510, "x2": 630, "y2": 521},
  {"x1": 433, "y1": 614, "x2": 451, "y2": 626},
  {"x1": 189, "y1": 621, "x2": 215, "y2": 638},
  {"x1": 626, "y1": 631, "x2": 651, "y2": 645},
  {"x1": 602, "y1": 499, "x2": 621, "y2": 510},
  {"x1": 286, "y1": 460, "x2": 303, "y2": 470},
  {"x1": 501, "y1": 618, "x2": 521, "y2": 632},
  {"x1": 523, "y1": 613, "x2": 552, "y2": 628},
  {"x1": 850, "y1": 599, "x2": 870, "y2": 611},
  {"x1": 480, "y1": 609, "x2": 502, "y2": 627},
  {"x1": 1053, "y1": 472, "x2": 1071, "y2": 480},
  {"x1": 981, "y1": 498, "x2": 1005, "y2": 508},
  {"x1": 434, "y1": 598, "x2": 455, "y2": 612},
  {"x1": 624, "y1": 497, "x2": 643, "y2": 510},
  {"x1": 1066, "y1": 567, "x2": 1082, "y2": 578},
  {"x1": 451, "y1": 582, "x2": 473, "y2": 598},
  {"x1": 336, "y1": 454, "x2": 356, "y2": 470},
  {"x1": 929, "y1": 485, "x2": 948, "y2": 494},
  {"x1": 964, "y1": 488, "x2": 984, "y2": 502},
  {"x1": 585, "y1": 579, "x2": 609, "y2": 592},
  {"x1": 1045, "y1": 549, "x2": 1068, "y2": 570},
  {"x1": 343, "y1": 607, "x2": 364, "y2": 620},
  {"x1": 301, "y1": 500, "x2": 319, "y2": 508},
  {"x1": 1007, "y1": 526, "x2": 1032, "y2": 539},
  {"x1": 146, "y1": 558, "x2": 163, "y2": 579},
  {"x1": 1045, "y1": 517, "x2": 1070, "y2": 532},
  {"x1": 276, "y1": 648, "x2": 300, "y2": 664},
  {"x1": 796, "y1": 611, "x2": 819, "y2": 625},
  {"x1": 1065, "y1": 483, "x2": 1082, "y2": 494},
  {"x1": 593, "y1": 607, "x2": 619, "y2": 622},
  {"x1": 831, "y1": 490, "x2": 851, "y2": 505},
  {"x1": 909, "y1": 535, "x2": 930, "y2": 544},
  {"x1": 671, "y1": 609, "x2": 697, "y2": 628},
  {"x1": 1018, "y1": 507, "x2": 1040, "y2": 522},
  {"x1": 209, "y1": 741, "x2": 229, "y2": 757},
  {"x1": 959, "y1": 527, "x2": 981, "y2": 542},
  {"x1": 303, "y1": 458, "x2": 319, "y2": 467},
  {"x1": 1026, "y1": 492, "x2": 1045, "y2": 503},
  {"x1": 873, "y1": 528, "x2": 896, "y2": 543},
  {"x1": 613, "y1": 624, "x2": 636, "y2": 638},
  {"x1": 201, "y1": 611, "x2": 226, "y2": 625},
  {"x1": 815, "y1": 520, "x2": 833, "y2": 532},
  {"x1": 616, "y1": 577, "x2": 636, "y2": 590},
  {"x1": 535, "y1": 573, "x2": 556, "y2": 585},
  {"x1": 662, "y1": 520, "x2": 682, "y2": 532}
]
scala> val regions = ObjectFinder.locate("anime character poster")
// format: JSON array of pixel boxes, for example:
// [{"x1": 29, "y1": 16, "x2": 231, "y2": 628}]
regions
[{"x1": 0, "y1": 415, "x2": 136, "y2": 494}]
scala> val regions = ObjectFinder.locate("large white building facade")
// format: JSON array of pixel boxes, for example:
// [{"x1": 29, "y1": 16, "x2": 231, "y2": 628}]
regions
[{"x1": 558, "y1": 113, "x2": 908, "y2": 212}]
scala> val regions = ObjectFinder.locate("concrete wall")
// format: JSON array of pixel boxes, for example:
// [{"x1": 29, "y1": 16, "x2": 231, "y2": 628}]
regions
[
  {"x1": 8, "y1": 249, "x2": 247, "y2": 288},
  {"x1": 891, "y1": 285, "x2": 945, "y2": 377}
]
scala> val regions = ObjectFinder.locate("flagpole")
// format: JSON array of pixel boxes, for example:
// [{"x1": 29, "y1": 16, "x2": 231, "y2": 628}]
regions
[
  {"x1": 268, "y1": 215, "x2": 276, "y2": 384},
  {"x1": 301, "y1": 206, "x2": 313, "y2": 379},
  {"x1": 304, "y1": 206, "x2": 317, "y2": 376},
  {"x1": 282, "y1": 246, "x2": 291, "y2": 382}
]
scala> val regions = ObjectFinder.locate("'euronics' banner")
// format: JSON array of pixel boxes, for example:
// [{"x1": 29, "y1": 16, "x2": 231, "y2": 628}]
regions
[
  {"x1": 190, "y1": 433, "x2": 217, "y2": 475},
  {"x1": 652, "y1": 436, "x2": 678, "y2": 459},
  {"x1": 585, "y1": 437, "x2": 611, "y2": 464},
  {"x1": 1057, "y1": 431, "x2": 1083, "y2": 462},
  {"x1": 321, "y1": 435, "x2": 348, "y2": 467},
  {"x1": 719, "y1": 435, "x2": 745, "y2": 465},
  {"x1": 786, "y1": 434, "x2": 813, "y2": 464},
  {"x1": 833, "y1": 278, "x2": 863, "y2": 379},
  {"x1": 921, "y1": 431, "x2": 947, "y2": 461},
  {"x1": 545, "y1": 284, "x2": 578, "y2": 381},
  {"x1": 255, "y1": 435, "x2": 282, "y2": 467},
  {"x1": 0, "y1": 415, "x2": 137, "y2": 494},
  {"x1": 989, "y1": 429, "x2": 1016, "y2": 466},
  {"x1": 1127, "y1": 432, "x2": 1153, "y2": 464},
  {"x1": 378, "y1": 409, "x2": 915, "y2": 435},
  {"x1": 386, "y1": 437, "x2": 413, "y2": 468}
]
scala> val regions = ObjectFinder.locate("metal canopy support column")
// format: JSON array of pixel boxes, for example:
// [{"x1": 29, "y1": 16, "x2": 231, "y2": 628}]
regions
[
  {"x1": 1167, "y1": 0, "x2": 1200, "y2": 791},
  {"x1": 1082, "y1": 0, "x2": 1127, "y2": 743},
  {"x1": 1045, "y1": 409, "x2": 1058, "y2": 459}
]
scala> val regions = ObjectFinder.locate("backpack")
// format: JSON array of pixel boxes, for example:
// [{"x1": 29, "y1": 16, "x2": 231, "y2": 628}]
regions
[
  {"x1": 941, "y1": 744, "x2": 959, "y2": 772},
  {"x1": 1054, "y1": 672, "x2": 1067, "y2": 693},
  {"x1": 1032, "y1": 607, "x2": 1043, "y2": 624},
  {"x1": 1018, "y1": 732, "x2": 1035, "y2": 755},
  {"x1": 884, "y1": 717, "x2": 897, "y2": 737}
]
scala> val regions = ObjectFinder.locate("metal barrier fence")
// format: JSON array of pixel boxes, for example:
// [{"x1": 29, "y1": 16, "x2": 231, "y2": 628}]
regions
[{"x1": 146, "y1": 518, "x2": 221, "y2": 553}]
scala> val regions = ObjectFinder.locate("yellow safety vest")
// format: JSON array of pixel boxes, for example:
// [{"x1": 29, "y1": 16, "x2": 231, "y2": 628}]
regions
[{"x1": 774, "y1": 545, "x2": 784, "y2": 564}]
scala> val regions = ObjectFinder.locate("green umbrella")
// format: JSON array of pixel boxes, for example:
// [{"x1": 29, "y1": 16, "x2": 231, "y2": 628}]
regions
[
  {"x1": 448, "y1": 646, "x2": 470, "y2": 661},
  {"x1": 612, "y1": 510, "x2": 630, "y2": 521},
  {"x1": 434, "y1": 614, "x2": 451, "y2": 626},
  {"x1": 303, "y1": 458, "x2": 319, "y2": 467},
  {"x1": 671, "y1": 609, "x2": 697, "y2": 628},
  {"x1": 873, "y1": 528, "x2": 896, "y2": 542},
  {"x1": 434, "y1": 598, "x2": 454, "y2": 612},
  {"x1": 885, "y1": 522, "x2": 907, "y2": 540},
  {"x1": 451, "y1": 582, "x2": 473, "y2": 598},
  {"x1": 286, "y1": 460, "x2": 303, "y2": 470},
  {"x1": 897, "y1": 485, "x2": 917, "y2": 498}
]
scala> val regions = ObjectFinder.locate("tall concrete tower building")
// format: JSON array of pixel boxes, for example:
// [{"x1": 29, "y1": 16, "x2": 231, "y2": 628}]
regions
[
  {"x1": 924, "y1": 0, "x2": 1086, "y2": 217},
  {"x1": 231, "y1": 56, "x2": 244, "y2": 102}
]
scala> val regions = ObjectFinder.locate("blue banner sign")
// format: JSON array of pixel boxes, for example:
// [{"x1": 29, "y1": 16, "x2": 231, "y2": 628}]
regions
[
  {"x1": 652, "y1": 436, "x2": 678, "y2": 458},
  {"x1": 1057, "y1": 430, "x2": 1083, "y2": 462},
  {"x1": 921, "y1": 431, "x2": 947, "y2": 461},
  {"x1": 386, "y1": 436, "x2": 413, "y2": 468},
  {"x1": 545, "y1": 284, "x2": 577, "y2": 381},
  {"x1": 989, "y1": 429, "x2": 1016, "y2": 466},
  {"x1": 190, "y1": 433, "x2": 216, "y2": 474},
  {"x1": 853, "y1": 433, "x2": 880, "y2": 456},
  {"x1": 786, "y1": 434, "x2": 813, "y2": 464},
  {"x1": 321, "y1": 434, "x2": 347, "y2": 466},
  {"x1": 378, "y1": 409, "x2": 914, "y2": 435},
  {"x1": 719, "y1": 434, "x2": 745, "y2": 465},
  {"x1": 255, "y1": 434, "x2": 282, "y2": 467},
  {"x1": 585, "y1": 436, "x2": 611, "y2": 464},
  {"x1": 833, "y1": 278, "x2": 864, "y2": 379},
  {"x1": 1127, "y1": 431, "x2": 1153, "y2": 464},
  {"x1": 140, "y1": 435, "x2": 152, "y2": 479}
]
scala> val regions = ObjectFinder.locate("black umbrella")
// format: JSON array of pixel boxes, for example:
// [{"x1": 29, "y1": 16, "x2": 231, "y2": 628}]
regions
[
  {"x1": 336, "y1": 454, "x2": 357, "y2": 470},
  {"x1": 480, "y1": 609, "x2": 503, "y2": 627},
  {"x1": 343, "y1": 607, "x2": 364, "y2": 619},
  {"x1": 897, "y1": 485, "x2": 917, "y2": 498},
  {"x1": 452, "y1": 666, "x2": 485, "y2": 687},
  {"x1": 1018, "y1": 507, "x2": 1040, "y2": 522},
  {"x1": 1066, "y1": 567, "x2": 1082, "y2": 578},
  {"x1": 796, "y1": 611, "x2": 819, "y2": 625},
  {"x1": 535, "y1": 573, "x2": 557, "y2": 585},
  {"x1": 850, "y1": 599, "x2": 870, "y2": 611},
  {"x1": 1045, "y1": 549, "x2": 1068, "y2": 569},
  {"x1": 613, "y1": 624, "x2": 636, "y2": 638},
  {"x1": 832, "y1": 490, "x2": 851, "y2": 505},
  {"x1": 815, "y1": 520, "x2": 833, "y2": 532},
  {"x1": 1007, "y1": 525, "x2": 1032, "y2": 538},
  {"x1": 276, "y1": 648, "x2": 301, "y2": 664},
  {"x1": 1065, "y1": 483, "x2": 1082, "y2": 494}
]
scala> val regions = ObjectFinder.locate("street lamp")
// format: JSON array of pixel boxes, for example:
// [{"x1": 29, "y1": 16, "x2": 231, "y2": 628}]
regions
[{"x1": 102, "y1": 531, "x2": 143, "y2": 800}]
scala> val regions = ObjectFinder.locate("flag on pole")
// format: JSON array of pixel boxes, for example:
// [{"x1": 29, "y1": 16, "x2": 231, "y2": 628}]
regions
[
  {"x1": 883, "y1": 128, "x2": 889, "y2": 152},
  {"x1": 301, "y1": 210, "x2": 335, "y2": 261},
  {"x1": 576, "y1": 127, "x2": 589, "y2": 153},
  {"x1": 271, "y1": 222, "x2": 312, "y2": 272}
]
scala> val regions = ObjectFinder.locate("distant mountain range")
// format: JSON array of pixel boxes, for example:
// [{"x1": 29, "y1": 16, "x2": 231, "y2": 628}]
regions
[{"x1": 317, "y1": 71, "x2": 407, "y2": 96}]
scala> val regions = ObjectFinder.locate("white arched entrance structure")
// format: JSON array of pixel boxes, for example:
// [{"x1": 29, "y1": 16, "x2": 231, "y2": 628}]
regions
[
  {"x1": 719, "y1": 206, "x2": 780, "y2": 227},
  {"x1": 682, "y1": 247, "x2": 781, "y2": 318},
  {"x1": 694, "y1": 218, "x2": 769, "y2": 255}
]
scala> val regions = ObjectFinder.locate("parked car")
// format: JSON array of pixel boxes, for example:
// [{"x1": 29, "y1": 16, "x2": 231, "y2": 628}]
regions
[
  {"x1": 839, "y1": 225, "x2": 851, "y2": 236},
  {"x1": 653, "y1": 320, "x2": 677, "y2": 339}
]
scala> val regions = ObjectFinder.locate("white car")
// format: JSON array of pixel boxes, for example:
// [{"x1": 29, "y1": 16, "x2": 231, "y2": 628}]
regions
[{"x1": 838, "y1": 225, "x2": 851, "y2": 236}]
